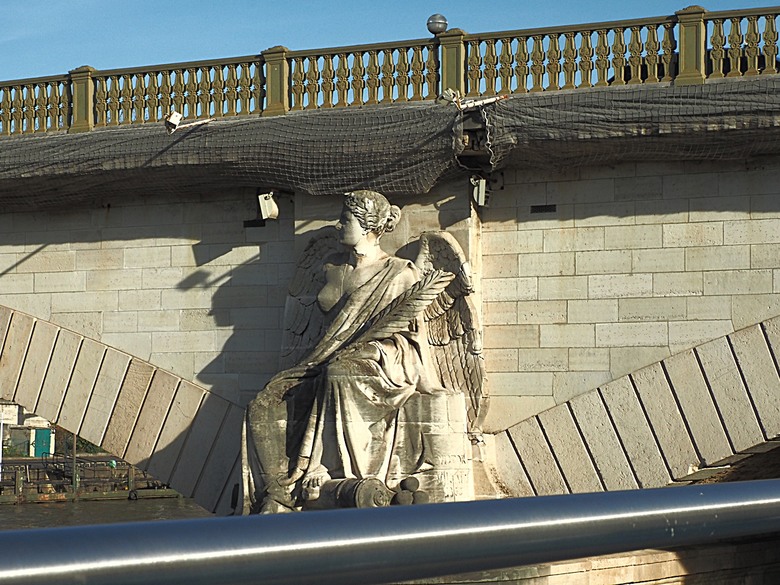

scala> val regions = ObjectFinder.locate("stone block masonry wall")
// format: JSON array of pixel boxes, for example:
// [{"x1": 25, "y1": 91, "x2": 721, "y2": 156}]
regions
[
  {"x1": 481, "y1": 156, "x2": 780, "y2": 432},
  {"x1": 0, "y1": 190, "x2": 296, "y2": 407}
]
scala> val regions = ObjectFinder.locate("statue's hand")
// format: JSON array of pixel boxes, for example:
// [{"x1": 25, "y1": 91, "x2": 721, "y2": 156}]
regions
[{"x1": 278, "y1": 456, "x2": 309, "y2": 486}]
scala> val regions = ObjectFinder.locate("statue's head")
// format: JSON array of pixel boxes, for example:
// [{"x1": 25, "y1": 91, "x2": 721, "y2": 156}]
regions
[{"x1": 343, "y1": 190, "x2": 401, "y2": 238}]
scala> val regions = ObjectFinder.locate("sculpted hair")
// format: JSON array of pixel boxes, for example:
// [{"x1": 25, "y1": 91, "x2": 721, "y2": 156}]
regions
[{"x1": 344, "y1": 190, "x2": 401, "y2": 236}]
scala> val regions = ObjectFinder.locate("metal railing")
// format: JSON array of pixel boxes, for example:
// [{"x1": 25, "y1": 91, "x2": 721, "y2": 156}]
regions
[
  {"x1": 1, "y1": 5, "x2": 779, "y2": 136},
  {"x1": 2, "y1": 479, "x2": 780, "y2": 585}
]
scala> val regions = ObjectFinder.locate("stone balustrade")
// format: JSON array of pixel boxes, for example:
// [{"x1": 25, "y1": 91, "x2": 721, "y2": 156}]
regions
[{"x1": 1, "y1": 5, "x2": 779, "y2": 136}]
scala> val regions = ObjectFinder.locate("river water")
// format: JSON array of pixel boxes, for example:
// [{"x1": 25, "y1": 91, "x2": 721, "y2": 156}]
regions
[{"x1": 0, "y1": 498, "x2": 213, "y2": 531}]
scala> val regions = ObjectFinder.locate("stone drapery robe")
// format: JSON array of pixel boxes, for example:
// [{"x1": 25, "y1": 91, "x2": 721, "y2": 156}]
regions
[{"x1": 244, "y1": 254, "x2": 438, "y2": 511}]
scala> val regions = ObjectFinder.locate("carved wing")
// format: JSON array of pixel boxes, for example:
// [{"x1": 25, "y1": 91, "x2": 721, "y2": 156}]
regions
[
  {"x1": 279, "y1": 228, "x2": 340, "y2": 370},
  {"x1": 415, "y1": 231, "x2": 488, "y2": 432}
]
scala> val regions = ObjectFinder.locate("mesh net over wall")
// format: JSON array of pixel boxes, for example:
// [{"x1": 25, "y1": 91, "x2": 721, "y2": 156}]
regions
[
  {"x1": 3, "y1": 76, "x2": 780, "y2": 212},
  {"x1": 483, "y1": 76, "x2": 780, "y2": 171},
  {"x1": 0, "y1": 102, "x2": 463, "y2": 212}
]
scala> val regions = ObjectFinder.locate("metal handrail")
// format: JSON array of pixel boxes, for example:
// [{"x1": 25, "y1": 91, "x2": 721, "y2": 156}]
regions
[{"x1": 2, "y1": 479, "x2": 780, "y2": 585}]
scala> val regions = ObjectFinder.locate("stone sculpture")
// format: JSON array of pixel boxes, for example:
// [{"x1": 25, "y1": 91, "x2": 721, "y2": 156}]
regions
[{"x1": 243, "y1": 190, "x2": 486, "y2": 513}]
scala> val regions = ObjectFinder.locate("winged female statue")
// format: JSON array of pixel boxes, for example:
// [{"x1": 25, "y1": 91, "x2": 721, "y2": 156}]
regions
[{"x1": 243, "y1": 190, "x2": 486, "y2": 513}]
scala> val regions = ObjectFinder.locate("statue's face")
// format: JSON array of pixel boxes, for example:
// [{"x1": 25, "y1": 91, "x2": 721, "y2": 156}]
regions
[{"x1": 337, "y1": 209, "x2": 365, "y2": 247}]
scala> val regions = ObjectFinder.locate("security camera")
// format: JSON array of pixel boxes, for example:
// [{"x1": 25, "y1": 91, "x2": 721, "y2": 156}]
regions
[
  {"x1": 163, "y1": 110, "x2": 215, "y2": 135},
  {"x1": 470, "y1": 175, "x2": 490, "y2": 207},
  {"x1": 257, "y1": 192, "x2": 279, "y2": 221},
  {"x1": 164, "y1": 110, "x2": 183, "y2": 135}
]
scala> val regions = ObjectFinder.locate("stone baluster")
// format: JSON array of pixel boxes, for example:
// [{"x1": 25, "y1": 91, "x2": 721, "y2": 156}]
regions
[
  {"x1": 498, "y1": 38, "x2": 514, "y2": 94},
  {"x1": 212, "y1": 66, "x2": 225, "y2": 117},
  {"x1": 661, "y1": 22, "x2": 677, "y2": 81},
  {"x1": 546, "y1": 34, "x2": 562, "y2": 91},
  {"x1": 530, "y1": 35, "x2": 545, "y2": 92},
  {"x1": 305, "y1": 56, "x2": 320, "y2": 109},
  {"x1": 726, "y1": 17, "x2": 744, "y2": 77},
  {"x1": 627, "y1": 26, "x2": 644, "y2": 84},
  {"x1": 763, "y1": 15, "x2": 779, "y2": 75},
  {"x1": 335, "y1": 54, "x2": 350, "y2": 107},
  {"x1": 514, "y1": 37, "x2": 529, "y2": 93},
  {"x1": 424, "y1": 45, "x2": 438, "y2": 99},
  {"x1": 132, "y1": 73, "x2": 146, "y2": 123},
  {"x1": 410, "y1": 46, "x2": 425, "y2": 100},
  {"x1": 482, "y1": 39, "x2": 498, "y2": 96},
  {"x1": 351, "y1": 52, "x2": 366, "y2": 105},
  {"x1": 578, "y1": 32, "x2": 594, "y2": 88},
  {"x1": 710, "y1": 19, "x2": 726, "y2": 78},
  {"x1": 744, "y1": 16, "x2": 760, "y2": 76},
  {"x1": 395, "y1": 50, "x2": 410, "y2": 102},
  {"x1": 321, "y1": 55, "x2": 336, "y2": 108},
  {"x1": 466, "y1": 40, "x2": 483, "y2": 96},
  {"x1": 366, "y1": 51, "x2": 381, "y2": 105},
  {"x1": 644, "y1": 25, "x2": 661, "y2": 83},
  {"x1": 380, "y1": 49, "x2": 395, "y2": 104},
  {"x1": 225, "y1": 65, "x2": 237, "y2": 115},
  {"x1": 0, "y1": 88, "x2": 10, "y2": 135},
  {"x1": 611, "y1": 28, "x2": 627, "y2": 85},
  {"x1": 562, "y1": 33, "x2": 577, "y2": 90}
]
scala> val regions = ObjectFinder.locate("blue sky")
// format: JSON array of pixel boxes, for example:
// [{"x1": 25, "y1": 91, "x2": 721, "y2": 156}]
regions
[{"x1": 1, "y1": 0, "x2": 774, "y2": 81}]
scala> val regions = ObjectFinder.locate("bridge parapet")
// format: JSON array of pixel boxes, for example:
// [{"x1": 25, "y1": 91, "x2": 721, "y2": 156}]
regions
[{"x1": 1, "y1": 5, "x2": 779, "y2": 135}]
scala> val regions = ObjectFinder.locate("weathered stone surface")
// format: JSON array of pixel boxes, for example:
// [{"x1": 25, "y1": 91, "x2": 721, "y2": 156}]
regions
[
  {"x1": 599, "y1": 378, "x2": 670, "y2": 488},
  {"x1": 35, "y1": 329, "x2": 82, "y2": 423},
  {"x1": 538, "y1": 405, "x2": 603, "y2": 493},
  {"x1": 663, "y1": 350, "x2": 732, "y2": 465},
  {"x1": 15, "y1": 321, "x2": 58, "y2": 413},
  {"x1": 170, "y1": 393, "x2": 230, "y2": 497},
  {"x1": 481, "y1": 395, "x2": 555, "y2": 433},
  {"x1": 57, "y1": 338, "x2": 104, "y2": 431},
  {"x1": 145, "y1": 380, "x2": 204, "y2": 485},
  {"x1": 507, "y1": 416, "x2": 567, "y2": 495},
  {"x1": 489, "y1": 431, "x2": 534, "y2": 497},
  {"x1": 79, "y1": 349, "x2": 130, "y2": 446},
  {"x1": 213, "y1": 459, "x2": 242, "y2": 516},
  {"x1": 0, "y1": 306, "x2": 12, "y2": 346},
  {"x1": 569, "y1": 391, "x2": 638, "y2": 490},
  {"x1": 0, "y1": 312, "x2": 34, "y2": 401},
  {"x1": 123, "y1": 370, "x2": 180, "y2": 467},
  {"x1": 192, "y1": 403, "x2": 244, "y2": 512},
  {"x1": 630, "y1": 363, "x2": 699, "y2": 479},
  {"x1": 101, "y1": 358, "x2": 154, "y2": 457},
  {"x1": 695, "y1": 337, "x2": 764, "y2": 452},
  {"x1": 736, "y1": 321, "x2": 780, "y2": 439}
]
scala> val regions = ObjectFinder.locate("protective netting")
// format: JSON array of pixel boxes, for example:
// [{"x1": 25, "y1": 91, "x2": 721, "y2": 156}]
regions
[
  {"x1": 2, "y1": 76, "x2": 780, "y2": 212},
  {"x1": 483, "y1": 76, "x2": 780, "y2": 171},
  {"x1": 0, "y1": 102, "x2": 463, "y2": 212}
]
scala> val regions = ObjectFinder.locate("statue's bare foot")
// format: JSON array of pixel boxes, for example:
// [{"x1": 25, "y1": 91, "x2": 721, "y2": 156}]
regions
[{"x1": 301, "y1": 466, "x2": 331, "y2": 501}]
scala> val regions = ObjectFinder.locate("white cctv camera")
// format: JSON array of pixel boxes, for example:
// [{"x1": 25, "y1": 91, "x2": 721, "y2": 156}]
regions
[
  {"x1": 164, "y1": 110, "x2": 214, "y2": 135},
  {"x1": 257, "y1": 192, "x2": 279, "y2": 221},
  {"x1": 164, "y1": 110, "x2": 183, "y2": 135}
]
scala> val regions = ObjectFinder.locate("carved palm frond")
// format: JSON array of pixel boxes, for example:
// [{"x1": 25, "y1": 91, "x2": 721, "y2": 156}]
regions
[{"x1": 351, "y1": 269, "x2": 455, "y2": 345}]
